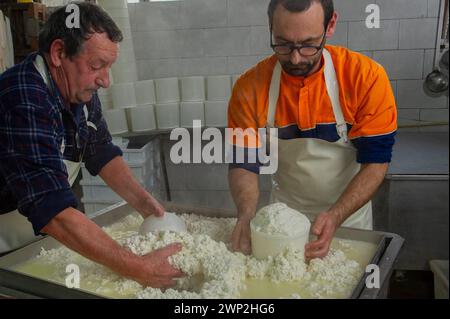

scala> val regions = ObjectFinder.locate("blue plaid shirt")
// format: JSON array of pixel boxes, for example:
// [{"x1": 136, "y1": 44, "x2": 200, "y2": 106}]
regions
[{"x1": 0, "y1": 52, "x2": 122, "y2": 234}]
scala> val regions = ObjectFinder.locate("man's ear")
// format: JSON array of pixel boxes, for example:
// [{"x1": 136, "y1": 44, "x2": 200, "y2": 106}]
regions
[
  {"x1": 326, "y1": 11, "x2": 339, "y2": 38},
  {"x1": 48, "y1": 39, "x2": 66, "y2": 67}
]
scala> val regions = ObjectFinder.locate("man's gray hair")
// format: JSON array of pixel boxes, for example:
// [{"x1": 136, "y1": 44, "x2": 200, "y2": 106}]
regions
[{"x1": 39, "y1": 2, "x2": 123, "y2": 58}]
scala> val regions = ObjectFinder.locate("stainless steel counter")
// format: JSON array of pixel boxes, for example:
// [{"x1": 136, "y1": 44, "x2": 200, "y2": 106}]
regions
[{"x1": 375, "y1": 132, "x2": 449, "y2": 270}]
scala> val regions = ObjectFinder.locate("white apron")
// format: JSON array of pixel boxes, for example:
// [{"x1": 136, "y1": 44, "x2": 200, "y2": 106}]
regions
[
  {"x1": 0, "y1": 56, "x2": 83, "y2": 253},
  {"x1": 269, "y1": 49, "x2": 372, "y2": 230}
]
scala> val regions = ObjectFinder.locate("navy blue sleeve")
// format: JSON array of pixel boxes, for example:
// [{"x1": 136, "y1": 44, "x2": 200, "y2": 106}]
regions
[
  {"x1": 21, "y1": 190, "x2": 79, "y2": 235},
  {"x1": 351, "y1": 132, "x2": 396, "y2": 163},
  {"x1": 229, "y1": 163, "x2": 261, "y2": 174},
  {"x1": 227, "y1": 145, "x2": 263, "y2": 174}
]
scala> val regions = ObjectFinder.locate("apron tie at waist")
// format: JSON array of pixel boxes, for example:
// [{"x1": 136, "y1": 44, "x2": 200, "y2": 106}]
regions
[{"x1": 336, "y1": 123, "x2": 349, "y2": 143}]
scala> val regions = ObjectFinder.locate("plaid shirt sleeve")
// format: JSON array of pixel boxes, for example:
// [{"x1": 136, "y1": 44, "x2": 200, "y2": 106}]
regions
[
  {"x1": 82, "y1": 92, "x2": 122, "y2": 176},
  {"x1": 0, "y1": 73, "x2": 78, "y2": 235}
]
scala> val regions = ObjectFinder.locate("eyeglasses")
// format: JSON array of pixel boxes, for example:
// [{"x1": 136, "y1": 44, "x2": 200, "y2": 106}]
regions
[{"x1": 270, "y1": 29, "x2": 327, "y2": 56}]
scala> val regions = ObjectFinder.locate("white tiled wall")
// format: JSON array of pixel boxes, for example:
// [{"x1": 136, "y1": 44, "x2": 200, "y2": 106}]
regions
[
  {"x1": 373, "y1": 50, "x2": 425, "y2": 79},
  {"x1": 399, "y1": 18, "x2": 438, "y2": 49},
  {"x1": 397, "y1": 80, "x2": 449, "y2": 108},
  {"x1": 348, "y1": 20, "x2": 400, "y2": 51},
  {"x1": 227, "y1": 0, "x2": 269, "y2": 27},
  {"x1": 204, "y1": 28, "x2": 252, "y2": 56},
  {"x1": 334, "y1": 0, "x2": 375, "y2": 21},
  {"x1": 128, "y1": 0, "x2": 448, "y2": 134},
  {"x1": 383, "y1": 0, "x2": 430, "y2": 18}
]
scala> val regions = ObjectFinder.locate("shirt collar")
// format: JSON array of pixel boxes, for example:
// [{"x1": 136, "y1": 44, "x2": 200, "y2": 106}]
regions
[{"x1": 34, "y1": 52, "x2": 72, "y2": 111}]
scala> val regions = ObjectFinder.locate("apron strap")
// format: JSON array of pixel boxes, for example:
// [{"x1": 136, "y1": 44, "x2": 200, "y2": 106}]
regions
[
  {"x1": 33, "y1": 54, "x2": 83, "y2": 187},
  {"x1": 33, "y1": 55, "x2": 51, "y2": 91},
  {"x1": 323, "y1": 49, "x2": 348, "y2": 143},
  {"x1": 267, "y1": 62, "x2": 282, "y2": 128},
  {"x1": 267, "y1": 49, "x2": 348, "y2": 142}
]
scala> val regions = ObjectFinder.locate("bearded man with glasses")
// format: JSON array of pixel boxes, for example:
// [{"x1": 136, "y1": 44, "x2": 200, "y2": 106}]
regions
[{"x1": 228, "y1": 0, "x2": 397, "y2": 260}]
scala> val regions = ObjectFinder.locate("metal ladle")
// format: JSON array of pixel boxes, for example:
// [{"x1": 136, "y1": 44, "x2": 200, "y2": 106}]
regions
[
  {"x1": 425, "y1": 67, "x2": 449, "y2": 93},
  {"x1": 425, "y1": 49, "x2": 449, "y2": 94}
]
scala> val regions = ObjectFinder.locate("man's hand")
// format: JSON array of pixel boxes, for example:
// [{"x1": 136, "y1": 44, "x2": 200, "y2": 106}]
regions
[
  {"x1": 304, "y1": 163, "x2": 388, "y2": 259},
  {"x1": 231, "y1": 218, "x2": 252, "y2": 255},
  {"x1": 42, "y1": 208, "x2": 184, "y2": 289},
  {"x1": 228, "y1": 168, "x2": 259, "y2": 255},
  {"x1": 137, "y1": 195, "x2": 165, "y2": 218},
  {"x1": 99, "y1": 156, "x2": 165, "y2": 218},
  {"x1": 134, "y1": 243, "x2": 185, "y2": 288},
  {"x1": 305, "y1": 211, "x2": 341, "y2": 260}
]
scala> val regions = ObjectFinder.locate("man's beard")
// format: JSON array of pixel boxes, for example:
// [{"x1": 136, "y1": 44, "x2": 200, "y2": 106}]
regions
[{"x1": 280, "y1": 56, "x2": 321, "y2": 77}]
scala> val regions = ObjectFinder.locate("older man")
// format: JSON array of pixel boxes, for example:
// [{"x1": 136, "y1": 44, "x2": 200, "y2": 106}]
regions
[
  {"x1": 229, "y1": 0, "x2": 397, "y2": 259},
  {"x1": 0, "y1": 3, "x2": 182, "y2": 288}
]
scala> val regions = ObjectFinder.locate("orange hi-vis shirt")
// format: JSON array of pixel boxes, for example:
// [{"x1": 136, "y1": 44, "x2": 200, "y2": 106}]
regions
[{"x1": 228, "y1": 45, "x2": 397, "y2": 174}]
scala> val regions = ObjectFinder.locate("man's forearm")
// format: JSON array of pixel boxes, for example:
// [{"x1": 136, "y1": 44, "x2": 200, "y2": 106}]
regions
[
  {"x1": 328, "y1": 163, "x2": 388, "y2": 225},
  {"x1": 42, "y1": 207, "x2": 142, "y2": 279},
  {"x1": 228, "y1": 168, "x2": 259, "y2": 221},
  {"x1": 99, "y1": 156, "x2": 157, "y2": 217}
]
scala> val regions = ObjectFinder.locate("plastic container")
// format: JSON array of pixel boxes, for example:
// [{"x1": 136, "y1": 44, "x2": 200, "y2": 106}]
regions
[
  {"x1": 204, "y1": 100, "x2": 228, "y2": 127},
  {"x1": 122, "y1": 141, "x2": 154, "y2": 163},
  {"x1": 155, "y1": 102, "x2": 180, "y2": 129},
  {"x1": 80, "y1": 139, "x2": 129, "y2": 180},
  {"x1": 250, "y1": 219, "x2": 310, "y2": 260},
  {"x1": 180, "y1": 76, "x2": 205, "y2": 102},
  {"x1": 99, "y1": 95, "x2": 113, "y2": 111},
  {"x1": 80, "y1": 159, "x2": 153, "y2": 184},
  {"x1": 128, "y1": 104, "x2": 157, "y2": 132},
  {"x1": 155, "y1": 77, "x2": 180, "y2": 103},
  {"x1": 180, "y1": 101, "x2": 204, "y2": 128},
  {"x1": 134, "y1": 80, "x2": 156, "y2": 105},
  {"x1": 206, "y1": 75, "x2": 231, "y2": 101},
  {"x1": 80, "y1": 140, "x2": 155, "y2": 181},
  {"x1": 80, "y1": 173, "x2": 154, "y2": 201},
  {"x1": 80, "y1": 181, "x2": 120, "y2": 202},
  {"x1": 111, "y1": 82, "x2": 136, "y2": 108},
  {"x1": 103, "y1": 109, "x2": 128, "y2": 135},
  {"x1": 81, "y1": 198, "x2": 122, "y2": 217},
  {"x1": 80, "y1": 166, "x2": 100, "y2": 183},
  {"x1": 81, "y1": 145, "x2": 153, "y2": 183},
  {"x1": 97, "y1": 87, "x2": 112, "y2": 97},
  {"x1": 111, "y1": 137, "x2": 130, "y2": 149},
  {"x1": 430, "y1": 260, "x2": 449, "y2": 299}
]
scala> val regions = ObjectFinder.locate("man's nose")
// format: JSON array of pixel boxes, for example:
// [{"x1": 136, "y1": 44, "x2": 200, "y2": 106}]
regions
[
  {"x1": 96, "y1": 69, "x2": 110, "y2": 88},
  {"x1": 289, "y1": 49, "x2": 307, "y2": 65}
]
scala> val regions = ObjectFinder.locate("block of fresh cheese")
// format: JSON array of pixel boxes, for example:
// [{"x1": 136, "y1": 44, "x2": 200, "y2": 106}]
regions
[{"x1": 251, "y1": 202, "x2": 311, "y2": 259}]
